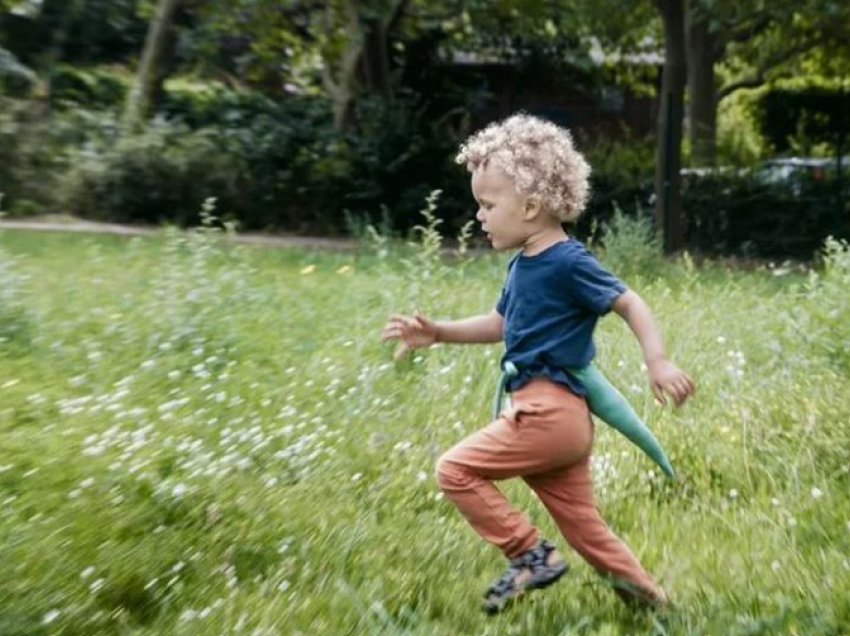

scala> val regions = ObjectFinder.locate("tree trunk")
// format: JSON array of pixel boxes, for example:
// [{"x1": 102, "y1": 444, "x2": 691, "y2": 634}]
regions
[
  {"x1": 122, "y1": 0, "x2": 180, "y2": 132},
  {"x1": 686, "y1": 0, "x2": 718, "y2": 166},
  {"x1": 655, "y1": 0, "x2": 687, "y2": 253},
  {"x1": 323, "y1": 0, "x2": 362, "y2": 131},
  {"x1": 360, "y1": 17, "x2": 391, "y2": 99}
]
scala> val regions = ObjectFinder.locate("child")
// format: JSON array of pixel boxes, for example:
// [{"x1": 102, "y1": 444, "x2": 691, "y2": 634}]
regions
[{"x1": 381, "y1": 114, "x2": 695, "y2": 614}]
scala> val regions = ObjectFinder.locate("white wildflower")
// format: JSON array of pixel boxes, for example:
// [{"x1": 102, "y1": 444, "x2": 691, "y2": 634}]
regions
[{"x1": 42, "y1": 610, "x2": 61, "y2": 624}]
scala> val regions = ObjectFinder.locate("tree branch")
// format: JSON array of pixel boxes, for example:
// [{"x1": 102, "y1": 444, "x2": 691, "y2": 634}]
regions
[
  {"x1": 724, "y1": 13, "x2": 772, "y2": 45},
  {"x1": 718, "y1": 37, "x2": 825, "y2": 101}
]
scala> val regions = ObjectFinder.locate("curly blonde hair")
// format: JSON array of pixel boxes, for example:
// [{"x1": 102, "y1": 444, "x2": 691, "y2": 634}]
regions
[{"x1": 455, "y1": 113, "x2": 591, "y2": 223}]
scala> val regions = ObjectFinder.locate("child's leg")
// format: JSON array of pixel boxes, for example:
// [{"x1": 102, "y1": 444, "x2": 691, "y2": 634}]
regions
[
  {"x1": 524, "y1": 459, "x2": 664, "y2": 602},
  {"x1": 436, "y1": 379, "x2": 593, "y2": 559}
]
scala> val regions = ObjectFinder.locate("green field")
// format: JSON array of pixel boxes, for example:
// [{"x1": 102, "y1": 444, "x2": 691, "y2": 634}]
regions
[{"x1": 1, "y1": 225, "x2": 849, "y2": 636}]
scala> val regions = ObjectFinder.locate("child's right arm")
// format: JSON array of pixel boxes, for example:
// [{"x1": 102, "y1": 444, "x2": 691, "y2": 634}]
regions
[{"x1": 382, "y1": 310, "x2": 503, "y2": 360}]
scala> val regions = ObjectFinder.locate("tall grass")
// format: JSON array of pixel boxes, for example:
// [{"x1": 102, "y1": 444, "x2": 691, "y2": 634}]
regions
[{"x1": 0, "y1": 214, "x2": 848, "y2": 636}]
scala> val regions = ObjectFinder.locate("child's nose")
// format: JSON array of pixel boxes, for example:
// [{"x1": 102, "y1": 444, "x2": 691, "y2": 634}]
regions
[{"x1": 476, "y1": 208, "x2": 486, "y2": 222}]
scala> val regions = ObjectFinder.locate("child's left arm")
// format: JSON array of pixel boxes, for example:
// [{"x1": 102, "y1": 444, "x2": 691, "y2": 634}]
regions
[{"x1": 610, "y1": 290, "x2": 695, "y2": 407}]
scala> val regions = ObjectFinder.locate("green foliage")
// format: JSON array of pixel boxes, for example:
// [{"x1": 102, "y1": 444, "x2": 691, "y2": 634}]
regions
[
  {"x1": 683, "y1": 172, "x2": 847, "y2": 258},
  {"x1": 0, "y1": 46, "x2": 36, "y2": 96},
  {"x1": 759, "y1": 87, "x2": 850, "y2": 155},
  {"x1": 597, "y1": 202, "x2": 664, "y2": 281},
  {"x1": 0, "y1": 97, "x2": 118, "y2": 215},
  {"x1": 147, "y1": 198, "x2": 260, "y2": 353},
  {"x1": 51, "y1": 64, "x2": 129, "y2": 108},
  {"x1": 796, "y1": 237, "x2": 850, "y2": 372},
  {"x1": 60, "y1": 120, "x2": 241, "y2": 226},
  {"x1": 0, "y1": 0, "x2": 147, "y2": 67},
  {"x1": 1, "y1": 85, "x2": 468, "y2": 233},
  {"x1": 578, "y1": 134, "x2": 655, "y2": 237},
  {"x1": 717, "y1": 88, "x2": 769, "y2": 165},
  {"x1": 0, "y1": 204, "x2": 33, "y2": 351},
  {"x1": 582, "y1": 134, "x2": 656, "y2": 197},
  {"x1": 571, "y1": 135, "x2": 657, "y2": 252}
]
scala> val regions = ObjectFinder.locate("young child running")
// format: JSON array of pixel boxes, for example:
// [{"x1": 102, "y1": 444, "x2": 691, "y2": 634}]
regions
[{"x1": 381, "y1": 113, "x2": 695, "y2": 614}]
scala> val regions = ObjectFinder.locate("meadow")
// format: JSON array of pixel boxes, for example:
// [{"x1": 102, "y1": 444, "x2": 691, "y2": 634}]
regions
[{"x1": 1, "y1": 213, "x2": 849, "y2": 636}]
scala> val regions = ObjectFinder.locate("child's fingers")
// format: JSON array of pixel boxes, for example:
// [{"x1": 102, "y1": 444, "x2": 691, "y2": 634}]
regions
[
  {"x1": 382, "y1": 316, "x2": 420, "y2": 338},
  {"x1": 393, "y1": 342, "x2": 409, "y2": 361},
  {"x1": 385, "y1": 316, "x2": 412, "y2": 330},
  {"x1": 672, "y1": 380, "x2": 689, "y2": 405},
  {"x1": 413, "y1": 311, "x2": 433, "y2": 326},
  {"x1": 652, "y1": 383, "x2": 666, "y2": 406},
  {"x1": 381, "y1": 326, "x2": 401, "y2": 341}
]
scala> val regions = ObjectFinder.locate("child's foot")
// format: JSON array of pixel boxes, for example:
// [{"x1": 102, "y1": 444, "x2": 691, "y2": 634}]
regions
[
  {"x1": 482, "y1": 539, "x2": 568, "y2": 615},
  {"x1": 611, "y1": 579, "x2": 671, "y2": 611}
]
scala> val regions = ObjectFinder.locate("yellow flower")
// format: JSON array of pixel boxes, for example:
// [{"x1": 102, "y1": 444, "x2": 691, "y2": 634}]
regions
[
  {"x1": 336, "y1": 265, "x2": 352, "y2": 275},
  {"x1": 300, "y1": 265, "x2": 316, "y2": 275}
]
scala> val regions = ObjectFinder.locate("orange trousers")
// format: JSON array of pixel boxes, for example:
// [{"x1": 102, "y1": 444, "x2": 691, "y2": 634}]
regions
[{"x1": 436, "y1": 378, "x2": 662, "y2": 599}]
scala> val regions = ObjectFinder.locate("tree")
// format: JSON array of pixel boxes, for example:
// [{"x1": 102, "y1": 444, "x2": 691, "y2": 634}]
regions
[
  {"x1": 655, "y1": 0, "x2": 686, "y2": 252},
  {"x1": 123, "y1": 0, "x2": 181, "y2": 131},
  {"x1": 319, "y1": 0, "x2": 413, "y2": 130},
  {"x1": 188, "y1": 0, "x2": 592, "y2": 130},
  {"x1": 686, "y1": 0, "x2": 850, "y2": 165}
]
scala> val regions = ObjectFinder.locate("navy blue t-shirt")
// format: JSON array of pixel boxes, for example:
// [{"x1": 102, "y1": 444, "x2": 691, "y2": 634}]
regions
[{"x1": 495, "y1": 239, "x2": 627, "y2": 394}]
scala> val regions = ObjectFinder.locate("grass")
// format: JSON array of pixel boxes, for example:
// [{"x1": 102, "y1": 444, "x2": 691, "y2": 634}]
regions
[{"x1": 1, "y1": 221, "x2": 849, "y2": 636}]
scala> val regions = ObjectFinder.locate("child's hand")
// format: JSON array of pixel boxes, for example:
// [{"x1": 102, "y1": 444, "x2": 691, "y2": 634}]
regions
[
  {"x1": 381, "y1": 312, "x2": 438, "y2": 360},
  {"x1": 646, "y1": 358, "x2": 695, "y2": 407}
]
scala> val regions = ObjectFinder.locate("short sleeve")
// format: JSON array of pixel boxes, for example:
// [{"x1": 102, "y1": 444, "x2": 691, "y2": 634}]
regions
[{"x1": 565, "y1": 250, "x2": 627, "y2": 315}]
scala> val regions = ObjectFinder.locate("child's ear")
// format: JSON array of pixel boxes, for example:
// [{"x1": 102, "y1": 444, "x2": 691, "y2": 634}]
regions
[{"x1": 523, "y1": 195, "x2": 543, "y2": 221}]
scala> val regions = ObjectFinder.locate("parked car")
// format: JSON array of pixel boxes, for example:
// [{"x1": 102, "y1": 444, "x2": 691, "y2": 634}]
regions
[{"x1": 754, "y1": 157, "x2": 848, "y2": 185}]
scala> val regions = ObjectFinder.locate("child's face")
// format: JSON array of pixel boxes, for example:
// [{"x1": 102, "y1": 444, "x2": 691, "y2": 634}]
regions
[{"x1": 471, "y1": 162, "x2": 531, "y2": 252}]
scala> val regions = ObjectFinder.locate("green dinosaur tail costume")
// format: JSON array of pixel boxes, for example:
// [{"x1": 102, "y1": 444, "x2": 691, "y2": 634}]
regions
[{"x1": 492, "y1": 362, "x2": 675, "y2": 478}]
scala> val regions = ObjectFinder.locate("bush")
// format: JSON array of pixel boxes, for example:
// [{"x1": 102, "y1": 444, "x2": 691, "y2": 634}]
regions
[
  {"x1": 0, "y1": 97, "x2": 119, "y2": 215},
  {"x1": 61, "y1": 119, "x2": 241, "y2": 226},
  {"x1": 717, "y1": 88, "x2": 768, "y2": 165},
  {"x1": 0, "y1": 47, "x2": 37, "y2": 97},
  {"x1": 51, "y1": 65, "x2": 128, "y2": 108},
  {"x1": 683, "y1": 172, "x2": 847, "y2": 258},
  {"x1": 577, "y1": 134, "x2": 655, "y2": 242},
  {"x1": 597, "y1": 202, "x2": 664, "y2": 280}
]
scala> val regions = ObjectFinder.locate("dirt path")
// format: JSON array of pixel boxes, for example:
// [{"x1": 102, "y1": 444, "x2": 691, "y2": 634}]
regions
[{"x1": 0, "y1": 217, "x2": 358, "y2": 251}]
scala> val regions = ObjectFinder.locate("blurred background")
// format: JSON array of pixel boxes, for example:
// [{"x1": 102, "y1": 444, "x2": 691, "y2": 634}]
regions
[{"x1": 1, "y1": 0, "x2": 848, "y2": 258}]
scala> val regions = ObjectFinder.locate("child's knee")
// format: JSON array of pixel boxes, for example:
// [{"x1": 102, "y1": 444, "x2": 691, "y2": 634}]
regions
[{"x1": 435, "y1": 453, "x2": 469, "y2": 491}]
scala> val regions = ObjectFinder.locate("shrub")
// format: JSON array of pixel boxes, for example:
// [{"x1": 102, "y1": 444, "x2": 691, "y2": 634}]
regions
[
  {"x1": 577, "y1": 134, "x2": 655, "y2": 242},
  {"x1": 51, "y1": 65, "x2": 129, "y2": 109},
  {"x1": 683, "y1": 172, "x2": 846, "y2": 258},
  {"x1": 60, "y1": 119, "x2": 241, "y2": 225},
  {"x1": 597, "y1": 202, "x2": 664, "y2": 280},
  {"x1": 0, "y1": 47, "x2": 37, "y2": 97},
  {"x1": 0, "y1": 97, "x2": 118, "y2": 215}
]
